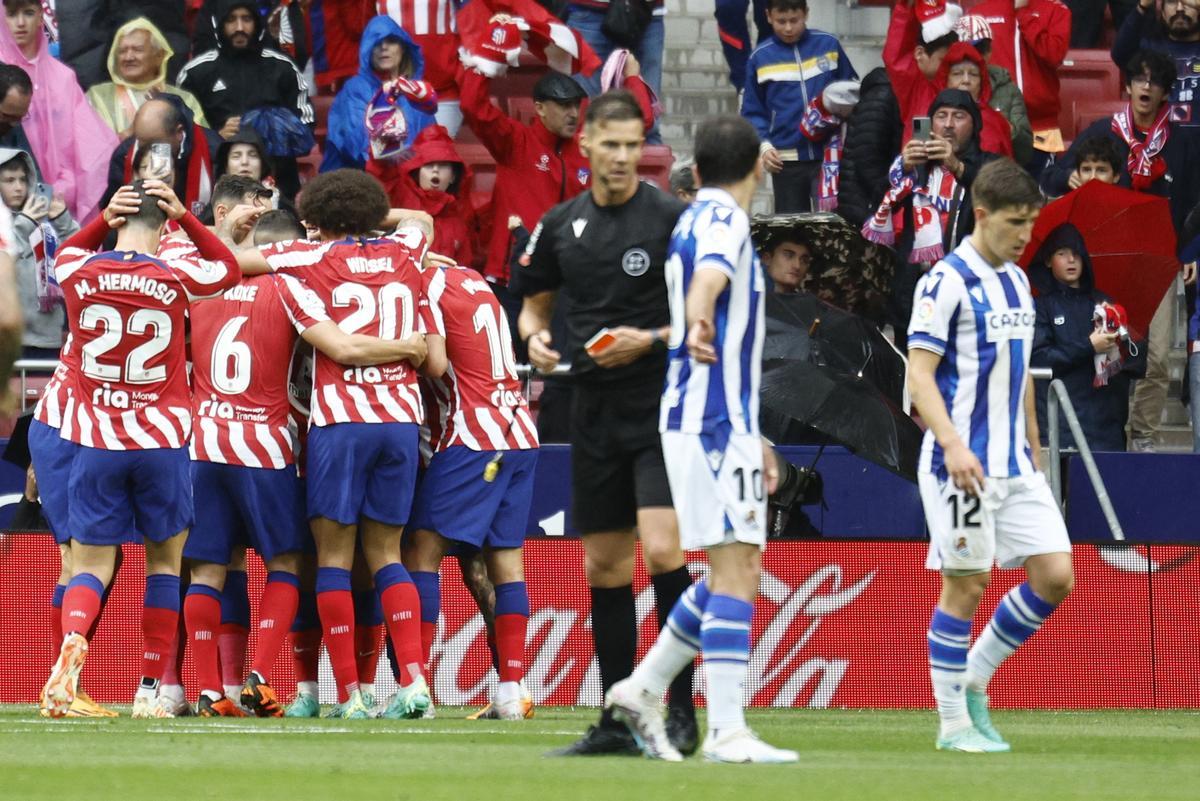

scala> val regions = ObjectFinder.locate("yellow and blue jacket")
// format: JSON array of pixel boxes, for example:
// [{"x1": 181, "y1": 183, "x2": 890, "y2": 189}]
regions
[{"x1": 740, "y1": 30, "x2": 857, "y2": 160}]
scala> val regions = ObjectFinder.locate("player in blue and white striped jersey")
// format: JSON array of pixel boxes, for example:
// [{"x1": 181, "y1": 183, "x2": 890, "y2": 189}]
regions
[
  {"x1": 658, "y1": 181, "x2": 764, "y2": 439},
  {"x1": 907, "y1": 159, "x2": 1075, "y2": 754},
  {"x1": 605, "y1": 116, "x2": 797, "y2": 765}
]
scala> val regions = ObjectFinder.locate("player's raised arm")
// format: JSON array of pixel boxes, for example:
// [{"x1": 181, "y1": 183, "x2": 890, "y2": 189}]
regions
[
  {"x1": 236, "y1": 247, "x2": 272, "y2": 275},
  {"x1": 146, "y1": 181, "x2": 240, "y2": 298},
  {"x1": 908, "y1": 348, "x2": 985, "y2": 495}
]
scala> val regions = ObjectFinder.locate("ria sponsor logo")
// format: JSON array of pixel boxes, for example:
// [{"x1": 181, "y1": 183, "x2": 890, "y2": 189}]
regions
[{"x1": 489, "y1": 384, "x2": 526, "y2": 408}]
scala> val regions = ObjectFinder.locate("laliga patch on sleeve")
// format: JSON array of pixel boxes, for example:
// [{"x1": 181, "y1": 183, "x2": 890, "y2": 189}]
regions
[
  {"x1": 705, "y1": 222, "x2": 731, "y2": 247},
  {"x1": 915, "y1": 297, "x2": 936, "y2": 325}
]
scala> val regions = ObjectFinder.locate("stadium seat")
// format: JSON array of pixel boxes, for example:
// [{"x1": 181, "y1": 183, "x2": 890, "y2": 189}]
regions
[
  {"x1": 459, "y1": 143, "x2": 497, "y2": 212},
  {"x1": 1058, "y1": 52, "x2": 1124, "y2": 139},
  {"x1": 1072, "y1": 99, "x2": 1126, "y2": 142},
  {"x1": 638, "y1": 146, "x2": 675, "y2": 193},
  {"x1": 507, "y1": 97, "x2": 537, "y2": 126},
  {"x1": 312, "y1": 93, "x2": 334, "y2": 147},
  {"x1": 297, "y1": 143, "x2": 322, "y2": 182}
]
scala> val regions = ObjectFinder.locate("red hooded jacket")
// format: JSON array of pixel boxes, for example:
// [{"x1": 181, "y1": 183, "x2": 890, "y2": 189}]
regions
[
  {"x1": 966, "y1": 0, "x2": 1069, "y2": 132},
  {"x1": 369, "y1": 125, "x2": 476, "y2": 267},
  {"x1": 935, "y1": 42, "x2": 1014, "y2": 157},
  {"x1": 884, "y1": 1, "x2": 939, "y2": 141},
  {"x1": 458, "y1": 67, "x2": 656, "y2": 285}
]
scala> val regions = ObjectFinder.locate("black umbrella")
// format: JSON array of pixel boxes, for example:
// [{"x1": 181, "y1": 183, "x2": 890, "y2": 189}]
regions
[
  {"x1": 765, "y1": 293, "x2": 908, "y2": 408},
  {"x1": 751, "y1": 212, "x2": 893, "y2": 324},
  {"x1": 760, "y1": 358, "x2": 923, "y2": 481}
]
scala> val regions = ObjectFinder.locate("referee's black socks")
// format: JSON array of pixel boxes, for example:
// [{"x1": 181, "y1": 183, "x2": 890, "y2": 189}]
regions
[
  {"x1": 589, "y1": 584, "x2": 637, "y2": 714},
  {"x1": 650, "y1": 566, "x2": 696, "y2": 712}
]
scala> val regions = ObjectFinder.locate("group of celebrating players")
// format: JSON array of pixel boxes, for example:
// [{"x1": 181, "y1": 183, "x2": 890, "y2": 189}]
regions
[
  {"x1": 34, "y1": 166, "x2": 538, "y2": 722},
  {"x1": 29, "y1": 106, "x2": 1075, "y2": 764}
]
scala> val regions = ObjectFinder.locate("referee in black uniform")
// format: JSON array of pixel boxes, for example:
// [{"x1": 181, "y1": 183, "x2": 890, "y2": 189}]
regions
[{"x1": 519, "y1": 91, "x2": 697, "y2": 756}]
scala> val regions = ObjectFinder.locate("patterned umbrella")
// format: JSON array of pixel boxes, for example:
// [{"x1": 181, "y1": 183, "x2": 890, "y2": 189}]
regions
[{"x1": 751, "y1": 212, "x2": 894, "y2": 325}]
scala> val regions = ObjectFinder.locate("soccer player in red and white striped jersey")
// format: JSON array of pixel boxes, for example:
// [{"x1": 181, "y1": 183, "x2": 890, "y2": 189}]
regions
[
  {"x1": 184, "y1": 256, "x2": 431, "y2": 717},
  {"x1": 239, "y1": 169, "x2": 444, "y2": 719},
  {"x1": 42, "y1": 180, "x2": 240, "y2": 719},
  {"x1": 406, "y1": 262, "x2": 539, "y2": 720}
]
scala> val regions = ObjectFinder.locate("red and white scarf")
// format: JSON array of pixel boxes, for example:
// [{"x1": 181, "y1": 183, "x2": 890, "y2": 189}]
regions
[
  {"x1": 862, "y1": 156, "x2": 959, "y2": 263},
  {"x1": 123, "y1": 125, "x2": 214, "y2": 217},
  {"x1": 458, "y1": 0, "x2": 602, "y2": 77},
  {"x1": 30, "y1": 222, "x2": 63, "y2": 313},
  {"x1": 799, "y1": 95, "x2": 843, "y2": 211},
  {"x1": 1112, "y1": 103, "x2": 1170, "y2": 192}
]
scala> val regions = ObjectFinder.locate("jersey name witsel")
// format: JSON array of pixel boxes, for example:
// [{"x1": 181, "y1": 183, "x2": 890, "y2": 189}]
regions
[
  {"x1": 908, "y1": 239, "x2": 1037, "y2": 479},
  {"x1": 659, "y1": 187, "x2": 764, "y2": 439}
]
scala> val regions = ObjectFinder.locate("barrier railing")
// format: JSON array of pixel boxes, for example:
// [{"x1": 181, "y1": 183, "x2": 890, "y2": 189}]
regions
[{"x1": 1032, "y1": 367, "x2": 1126, "y2": 542}]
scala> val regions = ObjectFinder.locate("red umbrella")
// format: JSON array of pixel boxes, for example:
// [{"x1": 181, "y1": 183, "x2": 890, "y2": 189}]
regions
[{"x1": 1019, "y1": 180, "x2": 1179, "y2": 339}]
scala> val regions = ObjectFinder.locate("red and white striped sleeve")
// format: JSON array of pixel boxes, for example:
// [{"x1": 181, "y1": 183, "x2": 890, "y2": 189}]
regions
[
  {"x1": 419, "y1": 267, "x2": 447, "y2": 337},
  {"x1": 274, "y1": 273, "x2": 331, "y2": 333},
  {"x1": 163, "y1": 215, "x2": 239, "y2": 300},
  {"x1": 260, "y1": 238, "x2": 334, "y2": 275},
  {"x1": 386, "y1": 226, "x2": 429, "y2": 265}
]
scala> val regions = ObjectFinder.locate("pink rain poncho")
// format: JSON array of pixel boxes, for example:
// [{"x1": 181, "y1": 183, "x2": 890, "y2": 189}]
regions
[{"x1": 0, "y1": 19, "x2": 119, "y2": 221}]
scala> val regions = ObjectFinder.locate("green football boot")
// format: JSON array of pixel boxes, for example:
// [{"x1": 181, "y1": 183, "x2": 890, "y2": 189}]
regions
[
  {"x1": 379, "y1": 676, "x2": 432, "y2": 720},
  {"x1": 966, "y1": 689, "x2": 1009, "y2": 746},
  {"x1": 936, "y1": 726, "x2": 1012, "y2": 753}
]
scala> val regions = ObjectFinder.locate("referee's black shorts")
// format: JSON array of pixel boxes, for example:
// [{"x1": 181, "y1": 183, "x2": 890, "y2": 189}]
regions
[{"x1": 569, "y1": 377, "x2": 673, "y2": 534}]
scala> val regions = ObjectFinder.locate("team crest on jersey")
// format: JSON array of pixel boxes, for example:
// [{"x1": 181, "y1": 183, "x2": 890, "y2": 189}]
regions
[
  {"x1": 191, "y1": 200, "x2": 207, "y2": 216},
  {"x1": 572, "y1": 218, "x2": 587, "y2": 238},
  {"x1": 577, "y1": 167, "x2": 590, "y2": 185},
  {"x1": 622, "y1": 248, "x2": 650, "y2": 277}
]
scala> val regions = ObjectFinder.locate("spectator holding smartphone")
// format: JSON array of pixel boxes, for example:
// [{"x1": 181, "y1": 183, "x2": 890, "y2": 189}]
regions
[{"x1": 0, "y1": 147, "x2": 77, "y2": 359}]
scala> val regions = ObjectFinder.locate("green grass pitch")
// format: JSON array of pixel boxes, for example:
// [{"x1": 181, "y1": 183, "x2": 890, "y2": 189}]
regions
[{"x1": 0, "y1": 706, "x2": 1196, "y2": 800}]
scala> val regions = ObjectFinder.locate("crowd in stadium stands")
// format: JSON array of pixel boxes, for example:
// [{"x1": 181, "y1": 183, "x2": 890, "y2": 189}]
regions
[{"x1": 1, "y1": 0, "x2": 1198, "y2": 724}]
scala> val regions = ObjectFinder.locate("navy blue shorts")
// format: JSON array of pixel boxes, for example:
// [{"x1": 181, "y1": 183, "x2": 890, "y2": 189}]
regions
[
  {"x1": 306, "y1": 422, "x2": 419, "y2": 526},
  {"x1": 409, "y1": 446, "x2": 537, "y2": 549},
  {"x1": 68, "y1": 446, "x2": 193, "y2": 545},
  {"x1": 28, "y1": 420, "x2": 77, "y2": 544},
  {"x1": 185, "y1": 461, "x2": 312, "y2": 565}
]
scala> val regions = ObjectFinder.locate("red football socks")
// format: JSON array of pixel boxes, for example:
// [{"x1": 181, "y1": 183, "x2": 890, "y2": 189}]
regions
[
  {"x1": 317, "y1": 588, "x2": 359, "y2": 702},
  {"x1": 251, "y1": 576, "x2": 300, "y2": 679},
  {"x1": 495, "y1": 613, "x2": 528, "y2": 683},
  {"x1": 184, "y1": 588, "x2": 223, "y2": 693}
]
